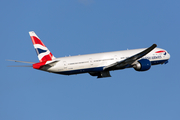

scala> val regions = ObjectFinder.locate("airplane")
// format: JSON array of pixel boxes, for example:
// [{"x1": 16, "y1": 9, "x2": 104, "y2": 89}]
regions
[{"x1": 9, "y1": 31, "x2": 170, "y2": 78}]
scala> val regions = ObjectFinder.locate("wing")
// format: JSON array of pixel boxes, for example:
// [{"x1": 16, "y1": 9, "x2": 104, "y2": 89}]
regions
[{"x1": 103, "y1": 44, "x2": 157, "y2": 71}]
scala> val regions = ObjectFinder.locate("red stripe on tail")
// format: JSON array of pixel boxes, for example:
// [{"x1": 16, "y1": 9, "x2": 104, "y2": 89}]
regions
[
  {"x1": 40, "y1": 53, "x2": 53, "y2": 62},
  {"x1": 30, "y1": 36, "x2": 46, "y2": 47}
]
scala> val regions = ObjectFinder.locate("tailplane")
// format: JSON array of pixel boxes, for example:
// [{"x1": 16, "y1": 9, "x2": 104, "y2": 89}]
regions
[{"x1": 29, "y1": 31, "x2": 55, "y2": 62}]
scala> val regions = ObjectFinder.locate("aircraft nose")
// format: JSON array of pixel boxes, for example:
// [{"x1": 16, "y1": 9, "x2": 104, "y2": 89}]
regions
[{"x1": 167, "y1": 52, "x2": 170, "y2": 59}]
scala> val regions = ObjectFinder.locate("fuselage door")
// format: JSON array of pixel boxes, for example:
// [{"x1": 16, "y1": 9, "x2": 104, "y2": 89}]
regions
[
  {"x1": 114, "y1": 55, "x2": 119, "y2": 61},
  {"x1": 89, "y1": 58, "x2": 93, "y2": 66},
  {"x1": 63, "y1": 61, "x2": 67, "y2": 70}
]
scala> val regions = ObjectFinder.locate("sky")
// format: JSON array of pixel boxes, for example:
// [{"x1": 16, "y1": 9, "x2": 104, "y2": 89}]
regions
[{"x1": 1, "y1": 0, "x2": 180, "y2": 120}]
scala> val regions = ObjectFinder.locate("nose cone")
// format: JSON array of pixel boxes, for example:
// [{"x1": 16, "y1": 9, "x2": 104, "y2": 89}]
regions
[{"x1": 166, "y1": 52, "x2": 170, "y2": 60}]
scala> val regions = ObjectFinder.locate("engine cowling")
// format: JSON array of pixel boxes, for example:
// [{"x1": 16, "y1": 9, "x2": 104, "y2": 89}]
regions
[{"x1": 133, "y1": 59, "x2": 151, "y2": 71}]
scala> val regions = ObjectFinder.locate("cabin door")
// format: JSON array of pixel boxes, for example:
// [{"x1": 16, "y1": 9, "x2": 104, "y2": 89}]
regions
[
  {"x1": 89, "y1": 58, "x2": 93, "y2": 66},
  {"x1": 63, "y1": 61, "x2": 67, "y2": 70}
]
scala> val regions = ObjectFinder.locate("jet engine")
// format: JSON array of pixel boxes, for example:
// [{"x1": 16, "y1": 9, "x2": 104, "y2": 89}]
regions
[{"x1": 133, "y1": 59, "x2": 151, "y2": 71}]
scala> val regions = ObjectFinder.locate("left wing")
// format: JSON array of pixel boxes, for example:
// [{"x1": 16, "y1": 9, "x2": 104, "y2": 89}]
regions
[{"x1": 103, "y1": 44, "x2": 157, "y2": 71}]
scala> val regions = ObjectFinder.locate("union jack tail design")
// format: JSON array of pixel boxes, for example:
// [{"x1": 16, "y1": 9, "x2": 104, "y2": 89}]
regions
[{"x1": 29, "y1": 31, "x2": 55, "y2": 62}]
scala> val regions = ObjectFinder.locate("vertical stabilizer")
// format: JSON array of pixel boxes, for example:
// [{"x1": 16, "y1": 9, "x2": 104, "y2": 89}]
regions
[{"x1": 29, "y1": 31, "x2": 55, "y2": 62}]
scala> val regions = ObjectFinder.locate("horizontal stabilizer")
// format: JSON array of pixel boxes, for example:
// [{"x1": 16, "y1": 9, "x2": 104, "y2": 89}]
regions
[
  {"x1": 7, "y1": 60, "x2": 35, "y2": 64},
  {"x1": 7, "y1": 65, "x2": 32, "y2": 67}
]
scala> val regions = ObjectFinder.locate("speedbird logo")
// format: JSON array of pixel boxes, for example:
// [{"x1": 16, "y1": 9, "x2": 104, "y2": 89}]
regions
[{"x1": 155, "y1": 50, "x2": 166, "y2": 55}]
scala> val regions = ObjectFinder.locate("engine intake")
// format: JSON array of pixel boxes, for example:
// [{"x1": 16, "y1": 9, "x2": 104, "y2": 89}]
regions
[{"x1": 133, "y1": 59, "x2": 151, "y2": 71}]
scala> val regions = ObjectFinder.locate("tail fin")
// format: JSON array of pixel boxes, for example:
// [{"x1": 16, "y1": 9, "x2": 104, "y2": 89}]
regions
[{"x1": 29, "y1": 31, "x2": 55, "y2": 62}]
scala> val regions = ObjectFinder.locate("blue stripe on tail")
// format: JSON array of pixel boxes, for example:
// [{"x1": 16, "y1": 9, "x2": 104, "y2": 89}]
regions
[{"x1": 35, "y1": 48, "x2": 47, "y2": 55}]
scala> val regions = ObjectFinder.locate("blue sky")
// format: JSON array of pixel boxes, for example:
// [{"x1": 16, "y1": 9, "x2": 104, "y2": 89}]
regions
[{"x1": 1, "y1": 0, "x2": 180, "y2": 120}]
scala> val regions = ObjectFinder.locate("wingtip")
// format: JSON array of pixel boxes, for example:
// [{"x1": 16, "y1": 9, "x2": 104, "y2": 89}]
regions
[{"x1": 152, "y1": 44, "x2": 157, "y2": 47}]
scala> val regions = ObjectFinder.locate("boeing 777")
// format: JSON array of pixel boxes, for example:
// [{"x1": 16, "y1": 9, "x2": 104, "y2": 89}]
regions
[{"x1": 9, "y1": 31, "x2": 170, "y2": 78}]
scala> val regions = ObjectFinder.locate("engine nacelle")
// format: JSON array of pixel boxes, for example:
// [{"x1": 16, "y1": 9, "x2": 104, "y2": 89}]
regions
[{"x1": 133, "y1": 59, "x2": 151, "y2": 71}]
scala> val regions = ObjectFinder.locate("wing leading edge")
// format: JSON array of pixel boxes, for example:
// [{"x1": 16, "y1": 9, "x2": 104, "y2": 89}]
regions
[{"x1": 103, "y1": 44, "x2": 157, "y2": 71}]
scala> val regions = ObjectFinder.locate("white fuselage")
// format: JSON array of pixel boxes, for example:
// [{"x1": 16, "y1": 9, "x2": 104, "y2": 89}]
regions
[{"x1": 44, "y1": 47, "x2": 170, "y2": 75}]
